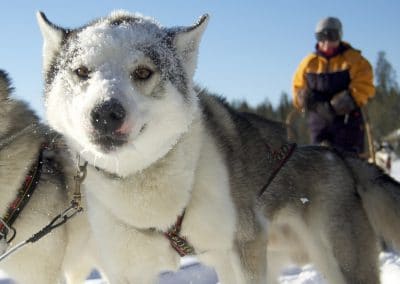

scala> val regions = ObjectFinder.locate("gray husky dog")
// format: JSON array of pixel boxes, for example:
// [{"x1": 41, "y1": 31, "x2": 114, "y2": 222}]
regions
[
  {"x1": 37, "y1": 10, "x2": 400, "y2": 284},
  {"x1": 0, "y1": 70, "x2": 98, "y2": 283}
]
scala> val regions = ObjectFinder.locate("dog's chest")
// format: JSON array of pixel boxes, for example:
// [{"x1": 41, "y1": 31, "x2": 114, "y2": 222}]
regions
[
  {"x1": 84, "y1": 164, "x2": 194, "y2": 230},
  {"x1": 179, "y1": 136, "x2": 238, "y2": 253}
]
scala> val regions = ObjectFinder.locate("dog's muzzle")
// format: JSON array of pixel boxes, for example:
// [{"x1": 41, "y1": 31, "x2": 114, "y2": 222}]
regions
[
  {"x1": 90, "y1": 98, "x2": 128, "y2": 151},
  {"x1": 91, "y1": 98, "x2": 126, "y2": 135}
]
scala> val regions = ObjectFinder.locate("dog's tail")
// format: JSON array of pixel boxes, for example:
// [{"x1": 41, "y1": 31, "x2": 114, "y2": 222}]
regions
[
  {"x1": 0, "y1": 69, "x2": 13, "y2": 100},
  {"x1": 345, "y1": 156, "x2": 400, "y2": 249}
]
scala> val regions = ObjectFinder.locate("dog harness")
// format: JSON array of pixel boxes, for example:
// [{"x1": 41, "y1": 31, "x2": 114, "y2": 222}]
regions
[
  {"x1": 93, "y1": 142, "x2": 296, "y2": 258},
  {"x1": 164, "y1": 210, "x2": 195, "y2": 257},
  {"x1": 0, "y1": 146, "x2": 44, "y2": 243},
  {"x1": 164, "y1": 143, "x2": 297, "y2": 256},
  {"x1": 0, "y1": 149, "x2": 85, "y2": 262},
  {"x1": 257, "y1": 142, "x2": 297, "y2": 198}
]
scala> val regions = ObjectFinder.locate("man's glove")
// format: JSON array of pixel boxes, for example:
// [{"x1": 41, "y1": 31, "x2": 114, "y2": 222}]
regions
[{"x1": 330, "y1": 90, "x2": 356, "y2": 116}]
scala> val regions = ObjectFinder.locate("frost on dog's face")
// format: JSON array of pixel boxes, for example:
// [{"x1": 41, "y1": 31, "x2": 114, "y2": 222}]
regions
[{"x1": 37, "y1": 11, "x2": 208, "y2": 176}]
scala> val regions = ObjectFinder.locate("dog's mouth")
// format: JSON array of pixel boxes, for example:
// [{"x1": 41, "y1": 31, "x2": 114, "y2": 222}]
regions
[
  {"x1": 91, "y1": 132, "x2": 128, "y2": 152},
  {"x1": 90, "y1": 124, "x2": 147, "y2": 152}
]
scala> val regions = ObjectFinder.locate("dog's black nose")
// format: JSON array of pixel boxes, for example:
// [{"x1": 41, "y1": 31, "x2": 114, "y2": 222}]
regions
[{"x1": 91, "y1": 98, "x2": 126, "y2": 134}]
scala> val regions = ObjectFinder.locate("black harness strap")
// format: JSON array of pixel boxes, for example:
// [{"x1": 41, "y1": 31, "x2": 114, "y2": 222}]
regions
[{"x1": 0, "y1": 146, "x2": 45, "y2": 243}]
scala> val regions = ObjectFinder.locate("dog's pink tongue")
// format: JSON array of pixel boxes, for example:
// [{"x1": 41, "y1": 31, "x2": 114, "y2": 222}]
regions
[{"x1": 116, "y1": 121, "x2": 131, "y2": 134}]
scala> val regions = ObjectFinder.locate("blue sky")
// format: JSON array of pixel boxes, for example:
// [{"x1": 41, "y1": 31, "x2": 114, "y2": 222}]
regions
[{"x1": 1, "y1": 0, "x2": 399, "y2": 118}]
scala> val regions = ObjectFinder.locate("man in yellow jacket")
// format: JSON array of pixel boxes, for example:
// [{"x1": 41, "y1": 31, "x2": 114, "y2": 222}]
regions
[{"x1": 292, "y1": 17, "x2": 375, "y2": 154}]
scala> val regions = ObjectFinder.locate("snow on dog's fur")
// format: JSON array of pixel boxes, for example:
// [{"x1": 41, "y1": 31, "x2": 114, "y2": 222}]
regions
[
  {"x1": 41, "y1": 11, "x2": 200, "y2": 177},
  {"x1": 38, "y1": 10, "x2": 400, "y2": 284}
]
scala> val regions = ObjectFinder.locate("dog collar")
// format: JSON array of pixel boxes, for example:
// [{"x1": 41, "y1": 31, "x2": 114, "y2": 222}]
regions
[{"x1": 0, "y1": 145, "x2": 45, "y2": 243}]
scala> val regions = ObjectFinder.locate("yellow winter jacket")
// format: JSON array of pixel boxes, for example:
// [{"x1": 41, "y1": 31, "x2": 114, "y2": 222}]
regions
[{"x1": 292, "y1": 42, "x2": 375, "y2": 110}]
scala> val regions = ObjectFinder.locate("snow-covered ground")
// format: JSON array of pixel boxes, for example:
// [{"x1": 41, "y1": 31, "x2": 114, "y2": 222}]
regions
[
  {"x1": 276, "y1": 251, "x2": 400, "y2": 284},
  {"x1": 1, "y1": 159, "x2": 400, "y2": 283}
]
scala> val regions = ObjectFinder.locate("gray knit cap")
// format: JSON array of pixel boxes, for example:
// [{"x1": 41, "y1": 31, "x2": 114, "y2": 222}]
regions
[{"x1": 315, "y1": 17, "x2": 343, "y2": 40}]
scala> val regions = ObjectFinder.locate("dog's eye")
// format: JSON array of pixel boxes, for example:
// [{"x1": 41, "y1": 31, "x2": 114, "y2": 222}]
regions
[
  {"x1": 74, "y1": 66, "x2": 90, "y2": 80},
  {"x1": 131, "y1": 67, "x2": 153, "y2": 81}
]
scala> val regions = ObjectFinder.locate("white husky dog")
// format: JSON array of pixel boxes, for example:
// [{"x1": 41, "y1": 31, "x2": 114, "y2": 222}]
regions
[{"x1": 38, "y1": 10, "x2": 400, "y2": 284}]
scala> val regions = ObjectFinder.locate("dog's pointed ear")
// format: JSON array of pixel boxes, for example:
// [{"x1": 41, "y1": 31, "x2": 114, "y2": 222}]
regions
[
  {"x1": 36, "y1": 11, "x2": 66, "y2": 72},
  {"x1": 0, "y1": 70, "x2": 13, "y2": 101},
  {"x1": 173, "y1": 14, "x2": 209, "y2": 79}
]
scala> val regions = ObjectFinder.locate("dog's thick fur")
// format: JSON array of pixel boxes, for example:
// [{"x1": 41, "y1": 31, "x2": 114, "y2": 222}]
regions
[
  {"x1": 37, "y1": 11, "x2": 400, "y2": 283},
  {"x1": 0, "y1": 70, "x2": 98, "y2": 283}
]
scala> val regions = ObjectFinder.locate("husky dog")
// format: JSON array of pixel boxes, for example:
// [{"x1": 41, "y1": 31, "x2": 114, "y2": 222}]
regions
[
  {"x1": 0, "y1": 70, "x2": 98, "y2": 283},
  {"x1": 37, "y1": 11, "x2": 400, "y2": 284}
]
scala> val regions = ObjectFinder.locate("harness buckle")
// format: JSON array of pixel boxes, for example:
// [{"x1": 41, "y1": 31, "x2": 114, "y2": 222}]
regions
[
  {"x1": 0, "y1": 218, "x2": 16, "y2": 243},
  {"x1": 73, "y1": 155, "x2": 88, "y2": 209}
]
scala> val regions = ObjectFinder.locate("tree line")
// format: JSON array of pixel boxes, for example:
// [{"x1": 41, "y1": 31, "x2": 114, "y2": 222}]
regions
[{"x1": 229, "y1": 51, "x2": 400, "y2": 152}]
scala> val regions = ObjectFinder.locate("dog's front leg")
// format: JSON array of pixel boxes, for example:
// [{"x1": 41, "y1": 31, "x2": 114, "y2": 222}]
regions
[{"x1": 235, "y1": 236, "x2": 268, "y2": 284}]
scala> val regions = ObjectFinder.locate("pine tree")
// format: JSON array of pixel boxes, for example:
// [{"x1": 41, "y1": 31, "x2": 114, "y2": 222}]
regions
[{"x1": 367, "y1": 51, "x2": 400, "y2": 142}]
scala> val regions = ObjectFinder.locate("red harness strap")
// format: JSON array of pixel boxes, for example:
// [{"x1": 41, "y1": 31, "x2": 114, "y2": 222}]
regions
[
  {"x1": 164, "y1": 210, "x2": 195, "y2": 257},
  {"x1": 0, "y1": 146, "x2": 45, "y2": 243}
]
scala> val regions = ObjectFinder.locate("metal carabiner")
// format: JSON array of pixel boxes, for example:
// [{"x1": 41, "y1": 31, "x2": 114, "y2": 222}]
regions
[{"x1": 73, "y1": 155, "x2": 88, "y2": 208}]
